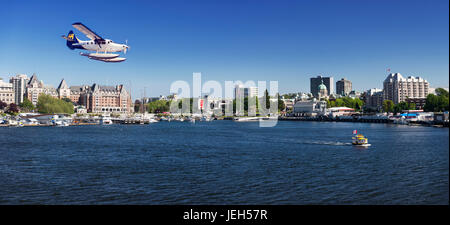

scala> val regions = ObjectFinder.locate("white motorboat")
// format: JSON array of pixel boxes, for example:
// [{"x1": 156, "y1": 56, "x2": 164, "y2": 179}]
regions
[{"x1": 100, "y1": 116, "x2": 113, "y2": 125}]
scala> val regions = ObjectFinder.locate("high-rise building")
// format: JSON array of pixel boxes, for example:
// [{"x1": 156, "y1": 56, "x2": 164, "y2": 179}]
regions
[
  {"x1": 383, "y1": 73, "x2": 429, "y2": 104},
  {"x1": 234, "y1": 85, "x2": 259, "y2": 99},
  {"x1": 310, "y1": 76, "x2": 333, "y2": 98},
  {"x1": 9, "y1": 74, "x2": 29, "y2": 104},
  {"x1": 364, "y1": 88, "x2": 383, "y2": 111},
  {"x1": 0, "y1": 78, "x2": 15, "y2": 105},
  {"x1": 336, "y1": 78, "x2": 352, "y2": 96}
]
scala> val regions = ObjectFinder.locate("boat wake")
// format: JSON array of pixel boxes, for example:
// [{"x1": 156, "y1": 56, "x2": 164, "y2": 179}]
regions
[{"x1": 299, "y1": 141, "x2": 353, "y2": 146}]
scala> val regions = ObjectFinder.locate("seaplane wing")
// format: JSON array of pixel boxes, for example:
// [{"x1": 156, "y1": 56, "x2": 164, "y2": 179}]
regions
[{"x1": 72, "y1": 22, "x2": 104, "y2": 41}]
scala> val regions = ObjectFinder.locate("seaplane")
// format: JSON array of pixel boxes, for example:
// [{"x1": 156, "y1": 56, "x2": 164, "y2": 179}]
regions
[{"x1": 61, "y1": 22, "x2": 129, "y2": 63}]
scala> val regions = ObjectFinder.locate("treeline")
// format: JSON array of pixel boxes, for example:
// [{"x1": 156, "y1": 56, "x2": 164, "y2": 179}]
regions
[
  {"x1": 382, "y1": 88, "x2": 449, "y2": 113},
  {"x1": 424, "y1": 88, "x2": 449, "y2": 112},
  {"x1": 36, "y1": 94, "x2": 74, "y2": 114},
  {"x1": 382, "y1": 100, "x2": 415, "y2": 114},
  {"x1": 326, "y1": 97, "x2": 364, "y2": 111},
  {"x1": 134, "y1": 99, "x2": 172, "y2": 113},
  {"x1": 136, "y1": 91, "x2": 285, "y2": 115}
]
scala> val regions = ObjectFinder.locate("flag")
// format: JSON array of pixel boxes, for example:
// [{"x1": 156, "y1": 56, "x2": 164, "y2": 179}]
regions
[{"x1": 352, "y1": 130, "x2": 357, "y2": 135}]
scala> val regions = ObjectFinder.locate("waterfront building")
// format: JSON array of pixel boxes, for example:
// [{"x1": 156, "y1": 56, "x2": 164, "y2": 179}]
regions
[
  {"x1": 282, "y1": 98, "x2": 295, "y2": 111},
  {"x1": 68, "y1": 85, "x2": 89, "y2": 104},
  {"x1": 26, "y1": 74, "x2": 59, "y2": 105},
  {"x1": 293, "y1": 99, "x2": 327, "y2": 116},
  {"x1": 199, "y1": 95, "x2": 223, "y2": 114},
  {"x1": 310, "y1": 76, "x2": 334, "y2": 98},
  {"x1": 364, "y1": 88, "x2": 383, "y2": 111},
  {"x1": 80, "y1": 83, "x2": 132, "y2": 113},
  {"x1": 57, "y1": 79, "x2": 71, "y2": 99},
  {"x1": 383, "y1": 73, "x2": 429, "y2": 104},
  {"x1": 0, "y1": 78, "x2": 15, "y2": 104},
  {"x1": 328, "y1": 107, "x2": 355, "y2": 117},
  {"x1": 74, "y1": 105, "x2": 87, "y2": 114},
  {"x1": 9, "y1": 74, "x2": 29, "y2": 104},
  {"x1": 434, "y1": 112, "x2": 449, "y2": 122},
  {"x1": 336, "y1": 78, "x2": 352, "y2": 96},
  {"x1": 405, "y1": 97, "x2": 426, "y2": 110}
]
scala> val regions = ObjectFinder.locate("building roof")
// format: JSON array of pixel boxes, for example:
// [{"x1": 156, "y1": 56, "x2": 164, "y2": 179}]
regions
[
  {"x1": 57, "y1": 79, "x2": 69, "y2": 89},
  {"x1": 0, "y1": 79, "x2": 13, "y2": 87},
  {"x1": 28, "y1": 73, "x2": 38, "y2": 85},
  {"x1": 329, "y1": 107, "x2": 355, "y2": 111},
  {"x1": 318, "y1": 83, "x2": 327, "y2": 90},
  {"x1": 384, "y1": 73, "x2": 428, "y2": 83}
]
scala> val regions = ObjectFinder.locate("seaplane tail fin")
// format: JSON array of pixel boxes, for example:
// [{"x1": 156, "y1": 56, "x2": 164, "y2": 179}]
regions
[{"x1": 65, "y1": 30, "x2": 79, "y2": 50}]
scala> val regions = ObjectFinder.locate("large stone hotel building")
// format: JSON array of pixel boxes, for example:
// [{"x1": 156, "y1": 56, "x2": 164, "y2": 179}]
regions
[{"x1": 21, "y1": 74, "x2": 132, "y2": 113}]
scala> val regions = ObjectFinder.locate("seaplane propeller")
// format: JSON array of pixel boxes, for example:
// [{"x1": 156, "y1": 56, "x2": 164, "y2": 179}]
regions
[{"x1": 123, "y1": 40, "x2": 130, "y2": 54}]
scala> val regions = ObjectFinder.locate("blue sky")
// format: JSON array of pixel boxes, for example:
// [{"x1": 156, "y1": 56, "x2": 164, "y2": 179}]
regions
[{"x1": 0, "y1": 0, "x2": 448, "y2": 99}]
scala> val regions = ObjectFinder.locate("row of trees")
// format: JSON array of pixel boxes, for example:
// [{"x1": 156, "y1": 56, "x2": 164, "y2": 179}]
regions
[
  {"x1": 1, "y1": 95, "x2": 75, "y2": 115},
  {"x1": 382, "y1": 100, "x2": 416, "y2": 114},
  {"x1": 326, "y1": 97, "x2": 364, "y2": 111},
  {"x1": 382, "y1": 88, "x2": 449, "y2": 113},
  {"x1": 135, "y1": 90, "x2": 286, "y2": 115}
]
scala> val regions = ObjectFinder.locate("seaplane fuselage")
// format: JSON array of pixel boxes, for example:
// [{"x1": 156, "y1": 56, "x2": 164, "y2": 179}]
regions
[{"x1": 70, "y1": 38, "x2": 128, "y2": 53}]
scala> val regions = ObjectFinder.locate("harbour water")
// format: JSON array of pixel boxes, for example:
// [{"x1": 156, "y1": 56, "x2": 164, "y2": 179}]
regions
[{"x1": 0, "y1": 121, "x2": 448, "y2": 204}]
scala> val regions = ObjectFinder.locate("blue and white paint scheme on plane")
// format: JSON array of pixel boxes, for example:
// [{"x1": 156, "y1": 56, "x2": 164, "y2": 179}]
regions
[{"x1": 62, "y1": 22, "x2": 129, "y2": 63}]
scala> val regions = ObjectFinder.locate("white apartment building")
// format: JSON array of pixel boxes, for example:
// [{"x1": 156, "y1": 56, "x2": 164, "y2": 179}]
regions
[
  {"x1": 383, "y1": 73, "x2": 429, "y2": 104},
  {"x1": 0, "y1": 78, "x2": 15, "y2": 104}
]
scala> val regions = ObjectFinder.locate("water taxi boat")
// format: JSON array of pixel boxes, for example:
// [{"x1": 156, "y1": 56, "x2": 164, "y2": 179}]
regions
[{"x1": 352, "y1": 130, "x2": 371, "y2": 147}]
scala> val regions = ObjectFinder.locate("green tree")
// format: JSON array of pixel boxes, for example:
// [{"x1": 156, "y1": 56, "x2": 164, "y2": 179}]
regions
[
  {"x1": 327, "y1": 97, "x2": 364, "y2": 111},
  {"x1": 0, "y1": 100, "x2": 7, "y2": 110},
  {"x1": 424, "y1": 93, "x2": 449, "y2": 112},
  {"x1": 37, "y1": 94, "x2": 74, "y2": 114},
  {"x1": 264, "y1": 89, "x2": 270, "y2": 109},
  {"x1": 335, "y1": 99, "x2": 345, "y2": 107},
  {"x1": 435, "y1": 88, "x2": 449, "y2": 98},
  {"x1": 393, "y1": 101, "x2": 416, "y2": 114},
  {"x1": 277, "y1": 93, "x2": 285, "y2": 112},
  {"x1": 147, "y1": 100, "x2": 170, "y2": 113},
  {"x1": 19, "y1": 97, "x2": 35, "y2": 112},
  {"x1": 6, "y1": 103, "x2": 19, "y2": 114},
  {"x1": 62, "y1": 97, "x2": 73, "y2": 103},
  {"x1": 383, "y1": 100, "x2": 394, "y2": 113}
]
